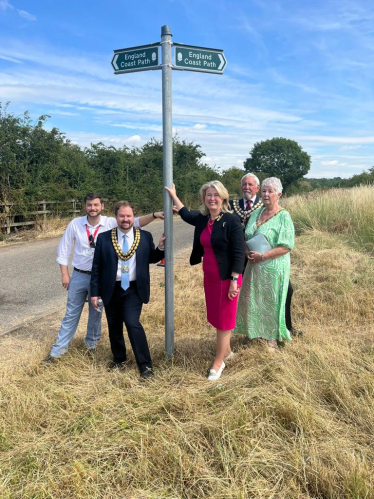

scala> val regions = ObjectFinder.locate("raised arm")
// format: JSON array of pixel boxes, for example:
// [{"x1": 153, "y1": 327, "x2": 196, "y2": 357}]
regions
[
  {"x1": 137, "y1": 211, "x2": 164, "y2": 227},
  {"x1": 165, "y1": 184, "x2": 201, "y2": 226},
  {"x1": 165, "y1": 183, "x2": 184, "y2": 211}
]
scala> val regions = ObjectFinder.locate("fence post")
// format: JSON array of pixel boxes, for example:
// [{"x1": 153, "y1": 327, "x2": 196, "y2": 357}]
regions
[{"x1": 5, "y1": 204, "x2": 10, "y2": 235}]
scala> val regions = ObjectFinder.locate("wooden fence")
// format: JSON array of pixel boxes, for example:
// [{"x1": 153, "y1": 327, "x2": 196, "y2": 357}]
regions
[{"x1": 0, "y1": 200, "x2": 82, "y2": 234}]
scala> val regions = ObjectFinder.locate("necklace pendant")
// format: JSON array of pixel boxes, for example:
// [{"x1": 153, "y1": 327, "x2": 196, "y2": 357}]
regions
[{"x1": 121, "y1": 263, "x2": 129, "y2": 274}]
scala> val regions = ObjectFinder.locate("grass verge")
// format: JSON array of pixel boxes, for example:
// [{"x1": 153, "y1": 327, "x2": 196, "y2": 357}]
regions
[{"x1": 0, "y1": 226, "x2": 373, "y2": 497}]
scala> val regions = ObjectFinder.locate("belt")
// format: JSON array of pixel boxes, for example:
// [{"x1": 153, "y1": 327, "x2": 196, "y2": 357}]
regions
[{"x1": 74, "y1": 267, "x2": 91, "y2": 275}]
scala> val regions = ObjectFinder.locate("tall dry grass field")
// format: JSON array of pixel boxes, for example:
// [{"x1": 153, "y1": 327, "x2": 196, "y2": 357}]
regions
[
  {"x1": 283, "y1": 185, "x2": 374, "y2": 254},
  {"x1": 0, "y1": 187, "x2": 373, "y2": 498}
]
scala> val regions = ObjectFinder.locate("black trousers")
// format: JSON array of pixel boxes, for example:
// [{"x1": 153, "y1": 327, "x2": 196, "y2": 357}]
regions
[
  {"x1": 285, "y1": 281, "x2": 293, "y2": 331},
  {"x1": 104, "y1": 282, "x2": 152, "y2": 373}
]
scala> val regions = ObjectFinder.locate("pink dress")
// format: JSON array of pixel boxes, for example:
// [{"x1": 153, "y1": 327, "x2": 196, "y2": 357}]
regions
[{"x1": 200, "y1": 223, "x2": 242, "y2": 330}]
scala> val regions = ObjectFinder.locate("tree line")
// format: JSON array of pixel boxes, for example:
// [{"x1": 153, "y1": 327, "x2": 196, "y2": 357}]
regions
[
  {"x1": 0, "y1": 102, "x2": 228, "y2": 216},
  {"x1": 1, "y1": 102, "x2": 373, "y2": 220}
]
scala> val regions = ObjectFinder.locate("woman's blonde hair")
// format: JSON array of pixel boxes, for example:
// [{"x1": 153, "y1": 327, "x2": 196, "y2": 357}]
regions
[{"x1": 199, "y1": 180, "x2": 232, "y2": 216}]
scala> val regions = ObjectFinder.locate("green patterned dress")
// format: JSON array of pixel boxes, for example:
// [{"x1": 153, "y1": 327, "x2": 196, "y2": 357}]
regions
[{"x1": 234, "y1": 208, "x2": 295, "y2": 342}]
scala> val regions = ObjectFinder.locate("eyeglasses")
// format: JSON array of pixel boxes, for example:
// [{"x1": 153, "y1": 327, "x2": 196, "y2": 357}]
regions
[{"x1": 89, "y1": 235, "x2": 96, "y2": 248}]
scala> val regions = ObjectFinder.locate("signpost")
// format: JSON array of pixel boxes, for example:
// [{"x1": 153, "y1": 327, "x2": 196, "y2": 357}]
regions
[
  {"x1": 174, "y1": 44, "x2": 227, "y2": 74},
  {"x1": 112, "y1": 27, "x2": 227, "y2": 359},
  {"x1": 111, "y1": 44, "x2": 160, "y2": 74}
]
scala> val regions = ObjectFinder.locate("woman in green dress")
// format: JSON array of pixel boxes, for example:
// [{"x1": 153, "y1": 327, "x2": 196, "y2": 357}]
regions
[{"x1": 234, "y1": 177, "x2": 295, "y2": 350}]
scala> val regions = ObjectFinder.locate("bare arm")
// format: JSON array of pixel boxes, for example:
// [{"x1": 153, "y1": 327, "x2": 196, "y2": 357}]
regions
[
  {"x1": 60, "y1": 264, "x2": 70, "y2": 290},
  {"x1": 248, "y1": 246, "x2": 290, "y2": 264},
  {"x1": 138, "y1": 211, "x2": 164, "y2": 227},
  {"x1": 165, "y1": 184, "x2": 184, "y2": 211}
]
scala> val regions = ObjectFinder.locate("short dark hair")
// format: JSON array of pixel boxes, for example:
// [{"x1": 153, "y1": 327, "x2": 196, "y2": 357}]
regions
[
  {"x1": 84, "y1": 193, "x2": 104, "y2": 204},
  {"x1": 114, "y1": 200, "x2": 136, "y2": 216}
]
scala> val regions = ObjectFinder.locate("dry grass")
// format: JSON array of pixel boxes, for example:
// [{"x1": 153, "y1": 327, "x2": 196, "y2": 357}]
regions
[
  {"x1": 1, "y1": 221, "x2": 373, "y2": 498},
  {"x1": 0, "y1": 217, "x2": 69, "y2": 246},
  {"x1": 283, "y1": 185, "x2": 374, "y2": 254}
]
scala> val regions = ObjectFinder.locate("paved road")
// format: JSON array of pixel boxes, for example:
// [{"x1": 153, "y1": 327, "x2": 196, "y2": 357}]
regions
[{"x1": 0, "y1": 219, "x2": 194, "y2": 335}]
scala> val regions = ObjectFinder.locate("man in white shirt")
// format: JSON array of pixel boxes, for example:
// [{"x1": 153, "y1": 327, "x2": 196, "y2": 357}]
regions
[{"x1": 42, "y1": 192, "x2": 163, "y2": 364}]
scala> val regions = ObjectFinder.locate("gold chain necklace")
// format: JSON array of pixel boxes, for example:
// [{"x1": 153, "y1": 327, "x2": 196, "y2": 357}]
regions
[
  {"x1": 111, "y1": 227, "x2": 141, "y2": 260},
  {"x1": 208, "y1": 213, "x2": 224, "y2": 226},
  {"x1": 256, "y1": 207, "x2": 283, "y2": 228},
  {"x1": 232, "y1": 199, "x2": 263, "y2": 222}
]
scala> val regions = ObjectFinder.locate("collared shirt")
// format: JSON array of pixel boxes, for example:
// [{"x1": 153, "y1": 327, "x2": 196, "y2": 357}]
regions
[
  {"x1": 242, "y1": 195, "x2": 257, "y2": 208},
  {"x1": 57, "y1": 215, "x2": 141, "y2": 271},
  {"x1": 116, "y1": 228, "x2": 136, "y2": 282}
]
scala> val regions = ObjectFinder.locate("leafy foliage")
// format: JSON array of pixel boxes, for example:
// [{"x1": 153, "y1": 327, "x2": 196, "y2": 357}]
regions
[
  {"x1": 244, "y1": 137, "x2": 311, "y2": 191},
  {"x1": 0, "y1": 103, "x2": 218, "y2": 215}
]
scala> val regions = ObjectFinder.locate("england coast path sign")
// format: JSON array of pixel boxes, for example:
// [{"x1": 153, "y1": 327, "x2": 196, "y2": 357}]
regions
[
  {"x1": 173, "y1": 44, "x2": 227, "y2": 74},
  {"x1": 111, "y1": 43, "x2": 160, "y2": 74},
  {"x1": 111, "y1": 26, "x2": 227, "y2": 359}
]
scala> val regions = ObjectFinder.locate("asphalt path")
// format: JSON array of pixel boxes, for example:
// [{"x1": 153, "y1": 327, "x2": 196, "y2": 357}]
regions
[{"x1": 0, "y1": 218, "x2": 194, "y2": 335}]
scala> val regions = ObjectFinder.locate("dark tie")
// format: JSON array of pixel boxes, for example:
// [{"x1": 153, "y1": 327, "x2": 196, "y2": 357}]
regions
[{"x1": 246, "y1": 200, "x2": 252, "y2": 210}]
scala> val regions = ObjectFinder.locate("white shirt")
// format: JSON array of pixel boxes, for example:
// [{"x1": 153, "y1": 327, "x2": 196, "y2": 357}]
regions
[
  {"x1": 57, "y1": 215, "x2": 141, "y2": 271},
  {"x1": 242, "y1": 195, "x2": 257, "y2": 208},
  {"x1": 116, "y1": 228, "x2": 136, "y2": 282}
]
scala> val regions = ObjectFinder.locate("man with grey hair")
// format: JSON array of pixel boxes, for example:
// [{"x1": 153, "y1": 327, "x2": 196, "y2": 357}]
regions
[
  {"x1": 230, "y1": 173, "x2": 302, "y2": 337},
  {"x1": 229, "y1": 173, "x2": 263, "y2": 229}
]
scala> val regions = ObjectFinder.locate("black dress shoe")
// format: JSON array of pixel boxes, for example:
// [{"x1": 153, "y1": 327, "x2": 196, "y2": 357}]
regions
[
  {"x1": 41, "y1": 354, "x2": 58, "y2": 366},
  {"x1": 140, "y1": 367, "x2": 154, "y2": 380},
  {"x1": 290, "y1": 328, "x2": 304, "y2": 337},
  {"x1": 85, "y1": 348, "x2": 96, "y2": 358},
  {"x1": 108, "y1": 360, "x2": 127, "y2": 371}
]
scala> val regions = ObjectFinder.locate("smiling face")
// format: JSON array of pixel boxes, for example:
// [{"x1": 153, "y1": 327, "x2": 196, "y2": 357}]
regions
[
  {"x1": 116, "y1": 205, "x2": 135, "y2": 233},
  {"x1": 241, "y1": 175, "x2": 260, "y2": 200},
  {"x1": 205, "y1": 187, "x2": 223, "y2": 214},
  {"x1": 85, "y1": 198, "x2": 104, "y2": 218},
  {"x1": 261, "y1": 185, "x2": 281, "y2": 208}
]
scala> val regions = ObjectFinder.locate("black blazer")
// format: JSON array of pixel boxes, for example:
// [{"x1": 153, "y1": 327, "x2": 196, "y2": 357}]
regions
[
  {"x1": 90, "y1": 228, "x2": 164, "y2": 306},
  {"x1": 229, "y1": 196, "x2": 261, "y2": 226},
  {"x1": 178, "y1": 207, "x2": 245, "y2": 280}
]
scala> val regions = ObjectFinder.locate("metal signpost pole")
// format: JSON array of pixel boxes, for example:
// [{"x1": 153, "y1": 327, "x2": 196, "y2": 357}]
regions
[
  {"x1": 111, "y1": 29, "x2": 226, "y2": 360},
  {"x1": 161, "y1": 25, "x2": 174, "y2": 358}
]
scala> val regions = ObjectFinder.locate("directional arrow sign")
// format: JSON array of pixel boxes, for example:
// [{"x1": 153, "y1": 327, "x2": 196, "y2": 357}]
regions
[
  {"x1": 174, "y1": 45, "x2": 227, "y2": 74},
  {"x1": 112, "y1": 44, "x2": 160, "y2": 74}
]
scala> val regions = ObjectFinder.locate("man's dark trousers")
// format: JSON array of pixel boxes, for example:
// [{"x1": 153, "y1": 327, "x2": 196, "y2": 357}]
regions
[{"x1": 105, "y1": 281, "x2": 151, "y2": 371}]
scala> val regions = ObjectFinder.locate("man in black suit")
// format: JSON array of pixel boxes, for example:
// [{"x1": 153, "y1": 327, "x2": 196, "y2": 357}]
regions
[
  {"x1": 230, "y1": 173, "x2": 302, "y2": 337},
  {"x1": 229, "y1": 173, "x2": 263, "y2": 228},
  {"x1": 90, "y1": 201, "x2": 165, "y2": 379}
]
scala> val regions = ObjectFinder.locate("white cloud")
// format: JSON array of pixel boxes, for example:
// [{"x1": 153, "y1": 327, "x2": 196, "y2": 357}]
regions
[
  {"x1": 192, "y1": 124, "x2": 206, "y2": 130},
  {"x1": 125, "y1": 135, "x2": 141, "y2": 143},
  {"x1": 0, "y1": 1, "x2": 13, "y2": 11},
  {"x1": 299, "y1": 135, "x2": 374, "y2": 145},
  {"x1": 0, "y1": 55, "x2": 22, "y2": 63},
  {"x1": 17, "y1": 9, "x2": 36, "y2": 21},
  {"x1": 321, "y1": 160, "x2": 348, "y2": 166},
  {"x1": 340, "y1": 145, "x2": 362, "y2": 151}
]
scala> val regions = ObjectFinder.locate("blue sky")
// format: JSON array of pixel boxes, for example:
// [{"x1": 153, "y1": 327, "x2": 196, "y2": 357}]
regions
[{"x1": 1, "y1": 0, "x2": 373, "y2": 179}]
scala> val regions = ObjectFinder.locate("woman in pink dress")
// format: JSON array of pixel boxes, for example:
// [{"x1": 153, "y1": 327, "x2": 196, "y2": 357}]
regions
[{"x1": 165, "y1": 181, "x2": 245, "y2": 381}]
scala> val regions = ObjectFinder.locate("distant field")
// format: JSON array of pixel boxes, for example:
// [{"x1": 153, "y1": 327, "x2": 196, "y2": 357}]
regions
[{"x1": 0, "y1": 186, "x2": 373, "y2": 498}]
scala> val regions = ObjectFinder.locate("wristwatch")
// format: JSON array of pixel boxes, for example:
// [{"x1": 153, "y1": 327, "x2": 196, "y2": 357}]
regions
[
  {"x1": 230, "y1": 276, "x2": 238, "y2": 281},
  {"x1": 152, "y1": 212, "x2": 157, "y2": 219}
]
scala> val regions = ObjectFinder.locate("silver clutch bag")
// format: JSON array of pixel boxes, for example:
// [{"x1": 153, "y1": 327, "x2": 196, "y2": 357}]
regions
[{"x1": 246, "y1": 233, "x2": 272, "y2": 265}]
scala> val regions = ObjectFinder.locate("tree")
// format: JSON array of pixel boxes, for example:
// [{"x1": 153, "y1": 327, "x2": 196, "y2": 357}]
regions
[
  {"x1": 244, "y1": 137, "x2": 311, "y2": 191},
  {"x1": 220, "y1": 167, "x2": 245, "y2": 198}
]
